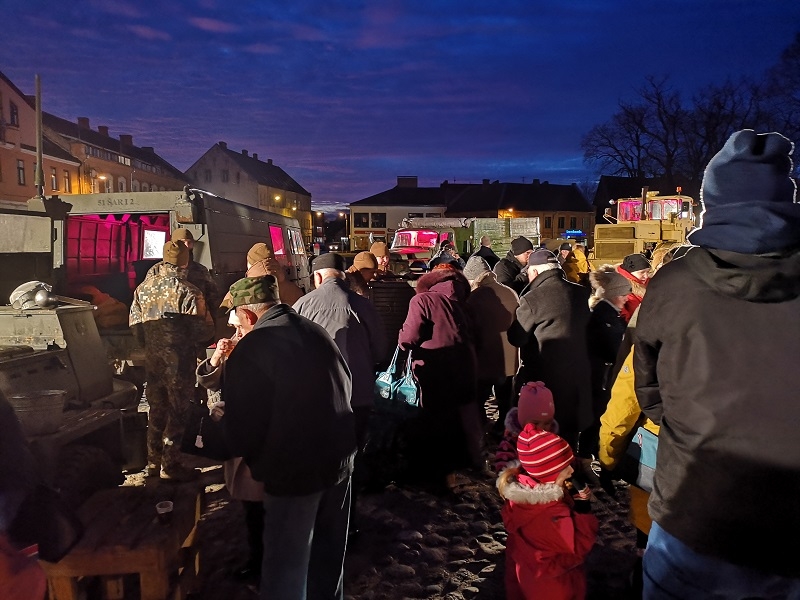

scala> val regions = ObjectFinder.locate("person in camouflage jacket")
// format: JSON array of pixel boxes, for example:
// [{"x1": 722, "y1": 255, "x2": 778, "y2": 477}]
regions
[{"x1": 130, "y1": 240, "x2": 215, "y2": 481}]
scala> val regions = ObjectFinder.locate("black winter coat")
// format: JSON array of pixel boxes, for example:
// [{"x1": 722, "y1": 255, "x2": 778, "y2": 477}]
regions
[
  {"x1": 223, "y1": 304, "x2": 356, "y2": 496},
  {"x1": 634, "y1": 246, "x2": 800, "y2": 576},
  {"x1": 507, "y1": 269, "x2": 592, "y2": 444},
  {"x1": 493, "y1": 251, "x2": 529, "y2": 295}
]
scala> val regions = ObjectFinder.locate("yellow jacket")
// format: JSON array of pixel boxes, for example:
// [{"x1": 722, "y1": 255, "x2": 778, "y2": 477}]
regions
[{"x1": 597, "y1": 346, "x2": 660, "y2": 471}]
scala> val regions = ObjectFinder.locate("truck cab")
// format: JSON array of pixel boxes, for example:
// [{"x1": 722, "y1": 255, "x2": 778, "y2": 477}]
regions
[{"x1": 591, "y1": 191, "x2": 694, "y2": 268}]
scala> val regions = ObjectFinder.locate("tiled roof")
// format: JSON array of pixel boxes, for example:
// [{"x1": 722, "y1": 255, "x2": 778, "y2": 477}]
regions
[
  {"x1": 350, "y1": 185, "x2": 449, "y2": 207},
  {"x1": 219, "y1": 146, "x2": 310, "y2": 196},
  {"x1": 446, "y1": 180, "x2": 592, "y2": 214},
  {"x1": 42, "y1": 112, "x2": 186, "y2": 180},
  {"x1": 19, "y1": 137, "x2": 80, "y2": 164}
]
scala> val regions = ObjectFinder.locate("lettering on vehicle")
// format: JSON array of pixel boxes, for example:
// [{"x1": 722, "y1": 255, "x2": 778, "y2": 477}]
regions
[{"x1": 97, "y1": 198, "x2": 136, "y2": 207}]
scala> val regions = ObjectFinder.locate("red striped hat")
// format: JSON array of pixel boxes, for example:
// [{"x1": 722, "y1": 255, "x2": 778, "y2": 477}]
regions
[{"x1": 516, "y1": 423, "x2": 573, "y2": 483}]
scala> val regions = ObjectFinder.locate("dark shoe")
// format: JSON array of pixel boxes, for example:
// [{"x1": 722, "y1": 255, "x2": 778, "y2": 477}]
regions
[
  {"x1": 145, "y1": 463, "x2": 160, "y2": 477},
  {"x1": 160, "y1": 465, "x2": 199, "y2": 482}
]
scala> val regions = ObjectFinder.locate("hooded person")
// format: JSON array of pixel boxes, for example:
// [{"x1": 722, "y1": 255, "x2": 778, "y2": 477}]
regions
[
  {"x1": 369, "y1": 241, "x2": 397, "y2": 279},
  {"x1": 463, "y1": 255, "x2": 519, "y2": 427},
  {"x1": 345, "y1": 251, "x2": 378, "y2": 297},
  {"x1": 397, "y1": 265, "x2": 479, "y2": 483},
  {"x1": 615, "y1": 253, "x2": 651, "y2": 323},
  {"x1": 496, "y1": 424, "x2": 598, "y2": 600},
  {"x1": 219, "y1": 243, "x2": 304, "y2": 310},
  {"x1": 634, "y1": 130, "x2": 800, "y2": 598}
]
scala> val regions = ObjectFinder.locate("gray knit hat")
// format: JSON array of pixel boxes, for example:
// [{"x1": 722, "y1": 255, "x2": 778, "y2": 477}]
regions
[{"x1": 463, "y1": 255, "x2": 491, "y2": 281}]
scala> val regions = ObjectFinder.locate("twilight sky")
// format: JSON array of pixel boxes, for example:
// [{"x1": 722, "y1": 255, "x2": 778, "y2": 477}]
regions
[{"x1": 3, "y1": 1, "x2": 799, "y2": 211}]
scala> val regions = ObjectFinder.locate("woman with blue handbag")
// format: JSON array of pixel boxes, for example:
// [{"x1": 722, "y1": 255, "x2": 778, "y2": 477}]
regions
[{"x1": 397, "y1": 261, "x2": 479, "y2": 489}]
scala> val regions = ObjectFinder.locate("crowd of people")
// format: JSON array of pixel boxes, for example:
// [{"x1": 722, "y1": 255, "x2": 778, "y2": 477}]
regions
[{"x1": 3, "y1": 129, "x2": 798, "y2": 600}]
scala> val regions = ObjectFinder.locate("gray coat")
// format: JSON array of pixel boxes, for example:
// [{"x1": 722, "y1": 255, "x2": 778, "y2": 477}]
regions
[{"x1": 293, "y1": 277, "x2": 386, "y2": 409}]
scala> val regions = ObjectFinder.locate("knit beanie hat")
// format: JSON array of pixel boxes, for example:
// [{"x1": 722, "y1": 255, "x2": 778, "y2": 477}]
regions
[
  {"x1": 589, "y1": 268, "x2": 632, "y2": 299},
  {"x1": 516, "y1": 423, "x2": 574, "y2": 483},
  {"x1": 688, "y1": 129, "x2": 799, "y2": 253},
  {"x1": 312, "y1": 252, "x2": 346, "y2": 272},
  {"x1": 559, "y1": 242, "x2": 572, "y2": 251},
  {"x1": 171, "y1": 228, "x2": 194, "y2": 242},
  {"x1": 353, "y1": 251, "x2": 378, "y2": 270},
  {"x1": 247, "y1": 243, "x2": 271, "y2": 266},
  {"x1": 511, "y1": 236, "x2": 534, "y2": 256},
  {"x1": 463, "y1": 255, "x2": 491, "y2": 281},
  {"x1": 621, "y1": 253, "x2": 651, "y2": 274},
  {"x1": 369, "y1": 241, "x2": 389, "y2": 257},
  {"x1": 517, "y1": 381, "x2": 555, "y2": 426},
  {"x1": 162, "y1": 241, "x2": 189, "y2": 267}
]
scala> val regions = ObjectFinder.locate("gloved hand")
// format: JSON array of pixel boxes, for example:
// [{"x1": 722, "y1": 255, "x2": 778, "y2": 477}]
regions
[{"x1": 598, "y1": 466, "x2": 617, "y2": 499}]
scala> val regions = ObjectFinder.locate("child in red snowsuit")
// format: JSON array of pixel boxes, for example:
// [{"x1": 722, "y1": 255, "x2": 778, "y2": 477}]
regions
[{"x1": 496, "y1": 424, "x2": 598, "y2": 600}]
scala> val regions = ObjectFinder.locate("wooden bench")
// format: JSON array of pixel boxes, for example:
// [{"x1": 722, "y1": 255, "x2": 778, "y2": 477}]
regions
[{"x1": 40, "y1": 482, "x2": 204, "y2": 600}]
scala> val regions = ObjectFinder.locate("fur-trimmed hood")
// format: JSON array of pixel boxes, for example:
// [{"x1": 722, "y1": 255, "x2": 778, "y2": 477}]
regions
[
  {"x1": 415, "y1": 268, "x2": 470, "y2": 301},
  {"x1": 496, "y1": 461, "x2": 565, "y2": 505}
]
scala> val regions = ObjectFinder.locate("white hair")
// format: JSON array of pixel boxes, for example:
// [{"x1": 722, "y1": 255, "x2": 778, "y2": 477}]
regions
[{"x1": 527, "y1": 262, "x2": 560, "y2": 278}]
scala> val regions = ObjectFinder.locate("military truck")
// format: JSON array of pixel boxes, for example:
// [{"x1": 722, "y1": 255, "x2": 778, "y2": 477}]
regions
[
  {"x1": 391, "y1": 216, "x2": 541, "y2": 262},
  {"x1": 10, "y1": 188, "x2": 311, "y2": 389},
  {"x1": 589, "y1": 189, "x2": 695, "y2": 269},
  {"x1": 0, "y1": 206, "x2": 143, "y2": 509}
]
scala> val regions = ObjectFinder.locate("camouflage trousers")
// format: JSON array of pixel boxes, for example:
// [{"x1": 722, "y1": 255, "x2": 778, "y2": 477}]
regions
[{"x1": 144, "y1": 349, "x2": 198, "y2": 471}]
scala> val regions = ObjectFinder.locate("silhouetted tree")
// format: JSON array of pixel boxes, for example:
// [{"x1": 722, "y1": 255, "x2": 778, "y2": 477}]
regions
[{"x1": 582, "y1": 32, "x2": 800, "y2": 182}]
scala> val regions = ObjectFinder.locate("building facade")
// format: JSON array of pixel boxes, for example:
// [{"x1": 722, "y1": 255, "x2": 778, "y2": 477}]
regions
[
  {"x1": 185, "y1": 142, "x2": 313, "y2": 243},
  {"x1": 348, "y1": 176, "x2": 447, "y2": 251},
  {"x1": 0, "y1": 72, "x2": 80, "y2": 205}
]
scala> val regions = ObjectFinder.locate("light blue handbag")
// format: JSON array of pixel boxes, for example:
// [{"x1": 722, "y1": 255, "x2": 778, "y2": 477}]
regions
[{"x1": 374, "y1": 347, "x2": 420, "y2": 408}]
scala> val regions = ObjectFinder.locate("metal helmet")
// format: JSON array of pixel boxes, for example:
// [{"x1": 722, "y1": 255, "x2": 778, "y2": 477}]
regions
[{"x1": 9, "y1": 281, "x2": 52, "y2": 310}]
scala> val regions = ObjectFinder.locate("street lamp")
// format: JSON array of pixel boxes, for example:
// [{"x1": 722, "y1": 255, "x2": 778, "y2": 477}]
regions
[{"x1": 339, "y1": 211, "x2": 349, "y2": 251}]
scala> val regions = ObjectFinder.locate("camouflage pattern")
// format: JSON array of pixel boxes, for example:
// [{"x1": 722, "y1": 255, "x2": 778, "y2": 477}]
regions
[
  {"x1": 129, "y1": 261, "x2": 215, "y2": 472},
  {"x1": 226, "y1": 275, "x2": 280, "y2": 310},
  {"x1": 145, "y1": 258, "x2": 220, "y2": 320}
]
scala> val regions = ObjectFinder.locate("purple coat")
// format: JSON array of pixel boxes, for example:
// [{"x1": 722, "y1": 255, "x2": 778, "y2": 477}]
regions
[{"x1": 398, "y1": 269, "x2": 477, "y2": 409}]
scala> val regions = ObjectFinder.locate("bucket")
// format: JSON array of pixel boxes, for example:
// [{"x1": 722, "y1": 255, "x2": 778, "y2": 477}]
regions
[{"x1": 8, "y1": 389, "x2": 66, "y2": 436}]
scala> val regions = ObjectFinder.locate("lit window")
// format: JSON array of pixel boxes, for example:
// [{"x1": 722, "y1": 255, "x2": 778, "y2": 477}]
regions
[
  {"x1": 269, "y1": 225, "x2": 288, "y2": 264},
  {"x1": 50, "y1": 167, "x2": 58, "y2": 190},
  {"x1": 143, "y1": 230, "x2": 166, "y2": 259},
  {"x1": 354, "y1": 213, "x2": 369, "y2": 228},
  {"x1": 63, "y1": 170, "x2": 71, "y2": 192},
  {"x1": 16, "y1": 160, "x2": 25, "y2": 185}
]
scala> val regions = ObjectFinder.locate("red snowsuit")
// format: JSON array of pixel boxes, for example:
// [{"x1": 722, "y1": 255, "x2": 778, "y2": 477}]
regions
[{"x1": 497, "y1": 466, "x2": 598, "y2": 600}]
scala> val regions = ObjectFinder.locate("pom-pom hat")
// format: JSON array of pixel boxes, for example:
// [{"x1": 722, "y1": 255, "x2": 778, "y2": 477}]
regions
[{"x1": 516, "y1": 423, "x2": 574, "y2": 483}]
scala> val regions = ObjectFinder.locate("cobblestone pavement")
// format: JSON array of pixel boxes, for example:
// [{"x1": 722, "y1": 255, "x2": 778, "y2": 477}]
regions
[{"x1": 184, "y1": 398, "x2": 642, "y2": 600}]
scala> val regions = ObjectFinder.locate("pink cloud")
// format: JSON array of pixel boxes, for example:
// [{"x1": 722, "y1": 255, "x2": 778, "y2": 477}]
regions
[
  {"x1": 128, "y1": 25, "x2": 171, "y2": 41},
  {"x1": 188, "y1": 17, "x2": 240, "y2": 34}
]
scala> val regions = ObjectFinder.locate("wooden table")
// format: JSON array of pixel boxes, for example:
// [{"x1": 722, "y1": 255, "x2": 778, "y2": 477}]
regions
[{"x1": 40, "y1": 482, "x2": 204, "y2": 600}]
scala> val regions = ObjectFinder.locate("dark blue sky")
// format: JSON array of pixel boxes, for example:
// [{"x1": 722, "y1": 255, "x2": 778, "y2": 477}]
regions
[{"x1": 4, "y1": 1, "x2": 799, "y2": 211}]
